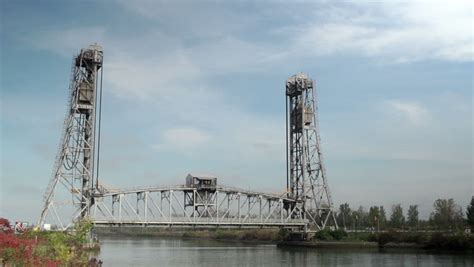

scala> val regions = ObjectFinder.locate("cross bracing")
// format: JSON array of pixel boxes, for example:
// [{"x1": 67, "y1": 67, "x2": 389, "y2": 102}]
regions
[{"x1": 91, "y1": 185, "x2": 306, "y2": 230}]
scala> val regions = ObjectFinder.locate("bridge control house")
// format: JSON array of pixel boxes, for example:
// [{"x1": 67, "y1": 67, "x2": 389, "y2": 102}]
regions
[
  {"x1": 186, "y1": 174, "x2": 217, "y2": 190},
  {"x1": 185, "y1": 174, "x2": 217, "y2": 190}
]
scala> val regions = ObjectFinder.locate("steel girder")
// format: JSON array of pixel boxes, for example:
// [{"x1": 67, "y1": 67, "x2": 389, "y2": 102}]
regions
[{"x1": 91, "y1": 186, "x2": 306, "y2": 229}]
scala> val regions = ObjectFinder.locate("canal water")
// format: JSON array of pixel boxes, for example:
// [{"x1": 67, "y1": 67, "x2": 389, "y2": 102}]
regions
[{"x1": 97, "y1": 236, "x2": 473, "y2": 266}]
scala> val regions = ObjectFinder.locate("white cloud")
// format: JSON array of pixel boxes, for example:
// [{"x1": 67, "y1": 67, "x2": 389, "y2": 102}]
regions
[
  {"x1": 386, "y1": 100, "x2": 430, "y2": 125},
  {"x1": 105, "y1": 50, "x2": 201, "y2": 100},
  {"x1": 158, "y1": 127, "x2": 211, "y2": 152},
  {"x1": 117, "y1": 0, "x2": 251, "y2": 38},
  {"x1": 288, "y1": 0, "x2": 473, "y2": 62}
]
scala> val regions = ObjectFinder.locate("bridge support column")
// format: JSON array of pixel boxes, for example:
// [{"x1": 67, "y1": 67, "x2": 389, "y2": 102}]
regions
[
  {"x1": 216, "y1": 191, "x2": 219, "y2": 223},
  {"x1": 119, "y1": 194, "x2": 122, "y2": 223},
  {"x1": 144, "y1": 192, "x2": 148, "y2": 223},
  {"x1": 280, "y1": 199, "x2": 283, "y2": 223},
  {"x1": 237, "y1": 193, "x2": 241, "y2": 224},
  {"x1": 169, "y1": 190, "x2": 173, "y2": 224}
]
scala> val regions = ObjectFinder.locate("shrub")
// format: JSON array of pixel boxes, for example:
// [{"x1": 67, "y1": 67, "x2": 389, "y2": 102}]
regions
[
  {"x1": 72, "y1": 218, "x2": 93, "y2": 244},
  {"x1": 367, "y1": 233, "x2": 378, "y2": 242},
  {"x1": 0, "y1": 231, "x2": 44, "y2": 266},
  {"x1": 313, "y1": 230, "x2": 334, "y2": 241},
  {"x1": 426, "y1": 233, "x2": 472, "y2": 251},
  {"x1": 330, "y1": 229, "x2": 348, "y2": 240},
  {"x1": 377, "y1": 231, "x2": 398, "y2": 247},
  {"x1": 313, "y1": 229, "x2": 349, "y2": 241},
  {"x1": 402, "y1": 232, "x2": 428, "y2": 244},
  {"x1": 0, "y1": 218, "x2": 12, "y2": 234},
  {"x1": 1, "y1": 218, "x2": 98, "y2": 265},
  {"x1": 278, "y1": 228, "x2": 290, "y2": 240}
]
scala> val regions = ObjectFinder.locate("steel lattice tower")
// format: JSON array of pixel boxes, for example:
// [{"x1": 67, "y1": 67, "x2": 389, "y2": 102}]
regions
[
  {"x1": 286, "y1": 73, "x2": 337, "y2": 231},
  {"x1": 38, "y1": 44, "x2": 103, "y2": 229}
]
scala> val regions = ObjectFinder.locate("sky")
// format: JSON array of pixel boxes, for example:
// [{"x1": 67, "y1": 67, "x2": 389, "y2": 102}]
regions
[{"x1": 0, "y1": 0, "x2": 472, "y2": 223}]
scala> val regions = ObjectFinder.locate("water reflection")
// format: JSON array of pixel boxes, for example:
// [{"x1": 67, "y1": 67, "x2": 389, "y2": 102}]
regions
[{"x1": 96, "y1": 236, "x2": 473, "y2": 266}]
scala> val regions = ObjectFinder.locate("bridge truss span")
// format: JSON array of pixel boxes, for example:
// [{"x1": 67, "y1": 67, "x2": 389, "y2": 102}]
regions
[{"x1": 92, "y1": 186, "x2": 306, "y2": 229}]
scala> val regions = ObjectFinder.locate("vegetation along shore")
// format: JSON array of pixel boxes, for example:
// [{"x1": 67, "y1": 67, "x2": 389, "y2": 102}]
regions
[{"x1": 0, "y1": 218, "x2": 100, "y2": 266}]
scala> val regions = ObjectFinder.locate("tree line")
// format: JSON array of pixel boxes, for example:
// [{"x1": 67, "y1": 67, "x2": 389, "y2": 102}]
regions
[{"x1": 334, "y1": 197, "x2": 474, "y2": 231}]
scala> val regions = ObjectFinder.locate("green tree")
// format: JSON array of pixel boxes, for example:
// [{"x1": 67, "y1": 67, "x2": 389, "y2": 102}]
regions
[
  {"x1": 368, "y1": 206, "x2": 380, "y2": 230},
  {"x1": 336, "y1": 203, "x2": 352, "y2": 230},
  {"x1": 390, "y1": 204, "x2": 405, "y2": 228},
  {"x1": 351, "y1": 206, "x2": 368, "y2": 230},
  {"x1": 407, "y1": 205, "x2": 419, "y2": 228},
  {"x1": 430, "y1": 198, "x2": 464, "y2": 230},
  {"x1": 467, "y1": 197, "x2": 474, "y2": 228},
  {"x1": 379, "y1": 206, "x2": 387, "y2": 229}
]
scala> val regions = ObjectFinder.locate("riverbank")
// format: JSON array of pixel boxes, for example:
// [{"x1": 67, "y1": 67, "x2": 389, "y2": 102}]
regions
[
  {"x1": 280, "y1": 229, "x2": 473, "y2": 253},
  {"x1": 278, "y1": 241, "x2": 378, "y2": 249},
  {"x1": 94, "y1": 226, "x2": 285, "y2": 243},
  {"x1": 277, "y1": 241, "x2": 428, "y2": 252}
]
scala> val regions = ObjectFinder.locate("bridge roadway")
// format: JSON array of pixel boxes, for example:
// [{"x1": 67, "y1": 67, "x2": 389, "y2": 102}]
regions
[{"x1": 91, "y1": 184, "x2": 308, "y2": 230}]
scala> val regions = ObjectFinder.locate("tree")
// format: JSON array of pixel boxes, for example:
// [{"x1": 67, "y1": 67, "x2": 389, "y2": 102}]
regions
[
  {"x1": 368, "y1": 206, "x2": 380, "y2": 230},
  {"x1": 379, "y1": 206, "x2": 387, "y2": 229},
  {"x1": 351, "y1": 206, "x2": 368, "y2": 230},
  {"x1": 430, "y1": 198, "x2": 464, "y2": 230},
  {"x1": 336, "y1": 203, "x2": 352, "y2": 230},
  {"x1": 390, "y1": 204, "x2": 405, "y2": 228},
  {"x1": 407, "y1": 205, "x2": 419, "y2": 228},
  {"x1": 467, "y1": 197, "x2": 474, "y2": 228}
]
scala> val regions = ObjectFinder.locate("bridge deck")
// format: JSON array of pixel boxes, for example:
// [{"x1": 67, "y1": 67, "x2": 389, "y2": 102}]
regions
[{"x1": 94, "y1": 219, "x2": 307, "y2": 228}]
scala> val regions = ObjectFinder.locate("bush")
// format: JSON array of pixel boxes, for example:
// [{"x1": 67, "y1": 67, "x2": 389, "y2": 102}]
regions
[
  {"x1": 0, "y1": 218, "x2": 12, "y2": 234},
  {"x1": 0, "y1": 231, "x2": 49, "y2": 266},
  {"x1": 377, "y1": 231, "x2": 398, "y2": 246},
  {"x1": 313, "y1": 229, "x2": 349, "y2": 241},
  {"x1": 330, "y1": 229, "x2": 348, "y2": 240},
  {"x1": 367, "y1": 233, "x2": 378, "y2": 242},
  {"x1": 1, "y1": 219, "x2": 96, "y2": 265},
  {"x1": 425, "y1": 233, "x2": 473, "y2": 251},
  {"x1": 72, "y1": 218, "x2": 93, "y2": 244},
  {"x1": 402, "y1": 232, "x2": 428, "y2": 244},
  {"x1": 313, "y1": 230, "x2": 334, "y2": 241},
  {"x1": 278, "y1": 228, "x2": 290, "y2": 241}
]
